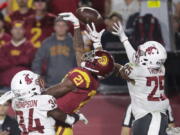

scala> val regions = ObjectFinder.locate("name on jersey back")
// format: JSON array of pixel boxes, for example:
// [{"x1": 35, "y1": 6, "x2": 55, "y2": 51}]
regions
[{"x1": 15, "y1": 100, "x2": 38, "y2": 109}]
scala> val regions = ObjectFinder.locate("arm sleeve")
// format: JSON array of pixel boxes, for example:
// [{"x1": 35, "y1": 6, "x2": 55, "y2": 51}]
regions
[
  {"x1": 68, "y1": 68, "x2": 91, "y2": 89},
  {"x1": 123, "y1": 40, "x2": 136, "y2": 63},
  {"x1": 166, "y1": 105, "x2": 174, "y2": 123},
  {"x1": 123, "y1": 63, "x2": 138, "y2": 80},
  {"x1": 122, "y1": 104, "x2": 134, "y2": 127},
  {"x1": 39, "y1": 95, "x2": 58, "y2": 111},
  {"x1": 32, "y1": 41, "x2": 49, "y2": 74}
]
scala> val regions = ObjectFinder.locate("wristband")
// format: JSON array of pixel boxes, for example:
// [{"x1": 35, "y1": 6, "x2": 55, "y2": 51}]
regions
[
  {"x1": 74, "y1": 21, "x2": 80, "y2": 29},
  {"x1": 93, "y1": 42, "x2": 102, "y2": 49},
  {"x1": 65, "y1": 115, "x2": 75, "y2": 125},
  {"x1": 74, "y1": 24, "x2": 80, "y2": 29}
]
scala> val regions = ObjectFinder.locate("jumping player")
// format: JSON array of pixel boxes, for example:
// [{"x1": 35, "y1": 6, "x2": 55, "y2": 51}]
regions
[
  {"x1": 42, "y1": 13, "x2": 114, "y2": 135},
  {"x1": 112, "y1": 21, "x2": 170, "y2": 135}
]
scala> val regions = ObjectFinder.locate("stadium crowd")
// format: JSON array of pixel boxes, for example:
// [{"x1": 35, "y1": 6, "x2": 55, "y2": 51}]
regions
[{"x1": 0, "y1": 0, "x2": 179, "y2": 90}]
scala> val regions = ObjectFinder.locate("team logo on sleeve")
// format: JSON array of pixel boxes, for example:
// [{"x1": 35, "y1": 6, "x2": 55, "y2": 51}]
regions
[
  {"x1": 97, "y1": 55, "x2": 109, "y2": 66},
  {"x1": 73, "y1": 75, "x2": 84, "y2": 86}
]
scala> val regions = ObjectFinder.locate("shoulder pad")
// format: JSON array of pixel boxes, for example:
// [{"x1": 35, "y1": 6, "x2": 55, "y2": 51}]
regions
[
  {"x1": 68, "y1": 68, "x2": 91, "y2": 89},
  {"x1": 38, "y1": 95, "x2": 57, "y2": 111}
]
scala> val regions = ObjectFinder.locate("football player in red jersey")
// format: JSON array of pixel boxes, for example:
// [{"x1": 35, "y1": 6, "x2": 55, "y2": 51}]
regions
[
  {"x1": 38, "y1": 13, "x2": 114, "y2": 135},
  {"x1": 24, "y1": 0, "x2": 56, "y2": 48}
]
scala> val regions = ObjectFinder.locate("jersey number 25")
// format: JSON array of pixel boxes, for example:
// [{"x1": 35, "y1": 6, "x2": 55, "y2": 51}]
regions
[{"x1": 146, "y1": 76, "x2": 167, "y2": 101}]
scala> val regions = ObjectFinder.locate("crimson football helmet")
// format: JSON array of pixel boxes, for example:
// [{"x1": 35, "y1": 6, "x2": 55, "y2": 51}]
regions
[{"x1": 81, "y1": 50, "x2": 114, "y2": 79}]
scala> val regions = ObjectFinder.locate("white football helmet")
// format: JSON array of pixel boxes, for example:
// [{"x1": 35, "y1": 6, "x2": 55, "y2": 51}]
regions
[
  {"x1": 134, "y1": 41, "x2": 167, "y2": 69},
  {"x1": 11, "y1": 70, "x2": 42, "y2": 99}
]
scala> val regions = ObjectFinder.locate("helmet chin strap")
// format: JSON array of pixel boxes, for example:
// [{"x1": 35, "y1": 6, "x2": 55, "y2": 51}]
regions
[{"x1": 80, "y1": 62, "x2": 99, "y2": 73}]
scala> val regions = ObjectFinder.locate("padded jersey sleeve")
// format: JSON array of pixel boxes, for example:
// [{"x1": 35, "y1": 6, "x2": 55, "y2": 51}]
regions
[
  {"x1": 38, "y1": 95, "x2": 57, "y2": 111},
  {"x1": 123, "y1": 63, "x2": 139, "y2": 79},
  {"x1": 67, "y1": 68, "x2": 91, "y2": 89}
]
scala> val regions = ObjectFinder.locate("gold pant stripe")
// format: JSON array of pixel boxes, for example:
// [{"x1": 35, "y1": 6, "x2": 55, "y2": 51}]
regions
[
  {"x1": 56, "y1": 127, "x2": 62, "y2": 135},
  {"x1": 56, "y1": 127, "x2": 73, "y2": 135}
]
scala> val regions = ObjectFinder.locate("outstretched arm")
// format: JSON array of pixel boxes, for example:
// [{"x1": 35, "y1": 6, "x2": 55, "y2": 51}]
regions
[
  {"x1": 45, "y1": 96, "x2": 88, "y2": 125},
  {"x1": 48, "y1": 108, "x2": 88, "y2": 126},
  {"x1": 73, "y1": 28, "x2": 85, "y2": 66},
  {"x1": 0, "y1": 91, "x2": 15, "y2": 105},
  {"x1": 112, "y1": 21, "x2": 136, "y2": 63},
  {"x1": 58, "y1": 12, "x2": 85, "y2": 66},
  {"x1": 44, "y1": 78, "x2": 75, "y2": 98}
]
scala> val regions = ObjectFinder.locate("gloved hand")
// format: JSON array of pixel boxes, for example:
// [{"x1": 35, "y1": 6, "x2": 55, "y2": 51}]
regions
[
  {"x1": 65, "y1": 113, "x2": 88, "y2": 125},
  {"x1": 166, "y1": 127, "x2": 180, "y2": 135},
  {"x1": 58, "y1": 12, "x2": 80, "y2": 29},
  {"x1": 112, "y1": 21, "x2": 128, "y2": 43},
  {"x1": 84, "y1": 23, "x2": 105, "y2": 49},
  {"x1": 0, "y1": 91, "x2": 15, "y2": 105},
  {"x1": 78, "y1": 113, "x2": 88, "y2": 125}
]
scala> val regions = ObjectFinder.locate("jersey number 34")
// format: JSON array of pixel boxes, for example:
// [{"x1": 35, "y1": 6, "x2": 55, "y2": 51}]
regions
[{"x1": 16, "y1": 108, "x2": 44, "y2": 133}]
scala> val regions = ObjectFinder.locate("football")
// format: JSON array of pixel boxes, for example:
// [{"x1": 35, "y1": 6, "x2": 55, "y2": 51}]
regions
[{"x1": 76, "y1": 7, "x2": 103, "y2": 25}]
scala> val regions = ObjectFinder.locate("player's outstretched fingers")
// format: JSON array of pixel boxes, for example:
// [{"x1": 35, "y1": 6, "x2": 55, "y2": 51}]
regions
[
  {"x1": 86, "y1": 24, "x2": 93, "y2": 33},
  {"x1": 91, "y1": 22, "x2": 96, "y2": 31},
  {"x1": 99, "y1": 29, "x2": 105, "y2": 36}
]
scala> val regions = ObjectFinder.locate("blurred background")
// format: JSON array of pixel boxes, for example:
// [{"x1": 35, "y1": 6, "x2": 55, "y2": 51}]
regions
[{"x1": 0, "y1": 0, "x2": 179, "y2": 135}]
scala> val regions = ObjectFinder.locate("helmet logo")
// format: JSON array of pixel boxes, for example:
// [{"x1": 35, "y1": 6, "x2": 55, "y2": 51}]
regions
[
  {"x1": 98, "y1": 55, "x2": 109, "y2": 66},
  {"x1": 145, "y1": 46, "x2": 158, "y2": 55},
  {"x1": 24, "y1": 74, "x2": 33, "y2": 85}
]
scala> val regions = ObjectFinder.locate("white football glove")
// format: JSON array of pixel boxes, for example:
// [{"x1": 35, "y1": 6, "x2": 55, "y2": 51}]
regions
[
  {"x1": 166, "y1": 127, "x2": 180, "y2": 135},
  {"x1": 84, "y1": 23, "x2": 105, "y2": 49},
  {"x1": 58, "y1": 12, "x2": 80, "y2": 29},
  {"x1": 112, "y1": 21, "x2": 128, "y2": 43},
  {"x1": 0, "y1": 91, "x2": 15, "y2": 105},
  {"x1": 78, "y1": 113, "x2": 88, "y2": 125},
  {"x1": 65, "y1": 113, "x2": 88, "y2": 125}
]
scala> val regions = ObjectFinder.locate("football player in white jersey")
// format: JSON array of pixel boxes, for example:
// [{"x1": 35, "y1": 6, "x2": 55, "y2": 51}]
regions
[
  {"x1": 112, "y1": 21, "x2": 169, "y2": 135},
  {"x1": 0, "y1": 70, "x2": 88, "y2": 135}
]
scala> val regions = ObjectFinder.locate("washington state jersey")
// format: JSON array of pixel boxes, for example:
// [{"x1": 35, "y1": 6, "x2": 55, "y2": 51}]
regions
[
  {"x1": 124, "y1": 63, "x2": 169, "y2": 120},
  {"x1": 12, "y1": 95, "x2": 57, "y2": 135},
  {"x1": 56, "y1": 67, "x2": 99, "y2": 114},
  {"x1": 24, "y1": 13, "x2": 55, "y2": 48}
]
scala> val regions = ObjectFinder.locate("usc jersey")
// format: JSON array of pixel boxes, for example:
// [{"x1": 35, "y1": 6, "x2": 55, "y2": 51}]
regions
[
  {"x1": 124, "y1": 63, "x2": 169, "y2": 120},
  {"x1": 7, "y1": 9, "x2": 35, "y2": 22},
  {"x1": 24, "y1": 13, "x2": 55, "y2": 48},
  {"x1": 56, "y1": 67, "x2": 99, "y2": 114},
  {"x1": 12, "y1": 95, "x2": 57, "y2": 135}
]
